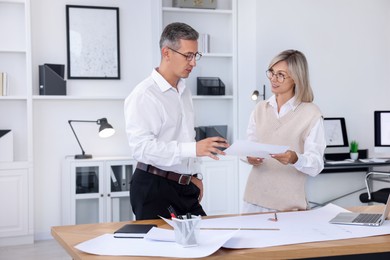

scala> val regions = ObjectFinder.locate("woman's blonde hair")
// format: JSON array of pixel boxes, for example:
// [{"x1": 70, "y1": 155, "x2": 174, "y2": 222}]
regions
[{"x1": 268, "y1": 50, "x2": 314, "y2": 103}]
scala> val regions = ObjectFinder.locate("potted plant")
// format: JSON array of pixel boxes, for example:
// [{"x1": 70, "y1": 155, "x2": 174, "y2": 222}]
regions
[{"x1": 350, "y1": 140, "x2": 359, "y2": 160}]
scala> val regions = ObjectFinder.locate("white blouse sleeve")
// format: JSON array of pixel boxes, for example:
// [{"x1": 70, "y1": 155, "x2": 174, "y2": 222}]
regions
[{"x1": 293, "y1": 118, "x2": 327, "y2": 177}]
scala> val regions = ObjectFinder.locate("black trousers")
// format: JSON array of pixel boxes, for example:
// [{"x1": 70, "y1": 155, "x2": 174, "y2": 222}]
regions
[{"x1": 130, "y1": 168, "x2": 206, "y2": 220}]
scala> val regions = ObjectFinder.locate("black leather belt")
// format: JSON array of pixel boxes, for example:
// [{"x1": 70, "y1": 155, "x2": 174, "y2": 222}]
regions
[{"x1": 136, "y1": 162, "x2": 192, "y2": 185}]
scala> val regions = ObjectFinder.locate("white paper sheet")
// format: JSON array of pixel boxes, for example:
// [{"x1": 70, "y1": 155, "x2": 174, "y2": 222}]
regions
[
  {"x1": 359, "y1": 158, "x2": 389, "y2": 163},
  {"x1": 75, "y1": 229, "x2": 237, "y2": 258},
  {"x1": 325, "y1": 159, "x2": 355, "y2": 164},
  {"x1": 224, "y1": 140, "x2": 289, "y2": 158},
  {"x1": 199, "y1": 204, "x2": 390, "y2": 249}
]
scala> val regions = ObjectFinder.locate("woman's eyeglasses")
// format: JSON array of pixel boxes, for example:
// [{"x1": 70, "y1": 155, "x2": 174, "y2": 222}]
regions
[{"x1": 266, "y1": 69, "x2": 290, "y2": 83}]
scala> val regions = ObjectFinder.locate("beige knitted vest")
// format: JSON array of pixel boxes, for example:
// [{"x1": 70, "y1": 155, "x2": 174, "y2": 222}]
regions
[{"x1": 243, "y1": 101, "x2": 322, "y2": 211}]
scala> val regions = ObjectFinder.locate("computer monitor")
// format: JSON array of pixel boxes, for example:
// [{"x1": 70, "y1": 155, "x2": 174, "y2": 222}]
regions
[{"x1": 374, "y1": 111, "x2": 390, "y2": 156}]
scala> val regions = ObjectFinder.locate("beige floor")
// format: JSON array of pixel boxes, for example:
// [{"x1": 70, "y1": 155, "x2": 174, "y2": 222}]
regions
[{"x1": 0, "y1": 239, "x2": 71, "y2": 260}]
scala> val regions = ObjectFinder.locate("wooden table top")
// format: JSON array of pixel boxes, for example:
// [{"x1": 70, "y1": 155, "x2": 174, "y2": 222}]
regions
[{"x1": 51, "y1": 205, "x2": 390, "y2": 260}]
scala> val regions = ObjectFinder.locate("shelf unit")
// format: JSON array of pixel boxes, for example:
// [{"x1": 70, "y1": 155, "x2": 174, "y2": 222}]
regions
[
  {"x1": 32, "y1": 95, "x2": 126, "y2": 101},
  {"x1": 0, "y1": 0, "x2": 33, "y2": 246},
  {"x1": 158, "y1": 0, "x2": 237, "y2": 142},
  {"x1": 62, "y1": 157, "x2": 136, "y2": 225}
]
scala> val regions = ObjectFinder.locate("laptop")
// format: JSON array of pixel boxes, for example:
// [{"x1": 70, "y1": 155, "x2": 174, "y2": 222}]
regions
[{"x1": 329, "y1": 194, "x2": 390, "y2": 226}]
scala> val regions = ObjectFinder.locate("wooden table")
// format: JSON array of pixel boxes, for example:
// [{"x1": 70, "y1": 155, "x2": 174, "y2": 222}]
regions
[{"x1": 51, "y1": 205, "x2": 390, "y2": 260}]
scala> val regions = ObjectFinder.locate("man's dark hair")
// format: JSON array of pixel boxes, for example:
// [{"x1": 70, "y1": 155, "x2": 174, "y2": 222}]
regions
[{"x1": 159, "y1": 22, "x2": 199, "y2": 50}]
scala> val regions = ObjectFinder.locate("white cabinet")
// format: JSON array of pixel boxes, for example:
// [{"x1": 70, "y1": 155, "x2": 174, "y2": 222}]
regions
[
  {"x1": 62, "y1": 157, "x2": 136, "y2": 225},
  {"x1": 0, "y1": 164, "x2": 32, "y2": 246},
  {"x1": 0, "y1": 0, "x2": 33, "y2": 246},
  {"x1": 201, "y1": 157, "x2": 239, "y2": 215},
  {"x1": 157, "y1": 0, "x2": 238, "y2": 142}
]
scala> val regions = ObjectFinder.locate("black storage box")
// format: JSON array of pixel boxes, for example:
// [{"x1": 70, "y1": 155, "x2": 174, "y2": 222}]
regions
[
  {"x1": 39, "y1": 63, "x2": 66, "y2": 95},
  {"x1": 197, "y1": 77, "x2": 225, "y2": 95},
  {"x1": 195, "y1": 125, "x2": 228, "y2": 151},
  {"x1": 195, "y1": 125, "x2": 227, "y2": 141}
]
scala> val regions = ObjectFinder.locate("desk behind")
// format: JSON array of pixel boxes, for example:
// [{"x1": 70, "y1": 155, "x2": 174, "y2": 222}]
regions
[
  {"x1": 308, "y1": 161, "x2": 390, "y2": 207},
  {"x1": 322, "y1": 161, "x2": 390, "y2": 174}
]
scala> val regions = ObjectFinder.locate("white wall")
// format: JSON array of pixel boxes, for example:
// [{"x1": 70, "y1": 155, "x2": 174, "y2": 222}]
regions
[
  {"x1": 255, "y1": 0, "x2": 390, "y2": 152},
  {"x1": 237, "y1": 0, "x2": 390, "y2": 210},
  {"x1": 31, "y1": 0, "x2": 390, "y2": 240},
  {"x1": 31, "y1": 0, "x2": 155, "y2": 240}
]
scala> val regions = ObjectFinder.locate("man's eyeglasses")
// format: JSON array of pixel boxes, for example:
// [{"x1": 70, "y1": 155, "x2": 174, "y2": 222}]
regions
[
  {"x1": 266, "y1": 69, "x2": 290, "y2": 83},
  {"x1": 168, "y1": 47, "x2": 202, "y2": 61}
]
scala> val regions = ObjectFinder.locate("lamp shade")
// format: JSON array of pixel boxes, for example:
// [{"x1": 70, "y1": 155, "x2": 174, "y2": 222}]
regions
[
  {"x1": 251, "y1": 90, "x2": 259, "y2": 101},
  {"x1": 98, "y1": 118, "x2": 115, "y2": 138}
]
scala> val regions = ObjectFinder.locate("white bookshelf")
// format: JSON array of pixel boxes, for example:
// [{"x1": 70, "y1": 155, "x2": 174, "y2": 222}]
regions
[{"x1": 0, "y1": 0, "x2": 33, "y2": 246}]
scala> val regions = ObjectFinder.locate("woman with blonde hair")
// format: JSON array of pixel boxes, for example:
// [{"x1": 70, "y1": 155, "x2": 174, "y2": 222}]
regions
[{"x1": 242, "y1": 49, "x2": 326, "y2": 213}]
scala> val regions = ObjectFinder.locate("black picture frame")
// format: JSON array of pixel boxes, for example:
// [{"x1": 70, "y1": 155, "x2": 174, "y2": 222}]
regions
[
  {"x1": 323, "y1": 117, "x2": 349, "y2": 147},
  {"x1": 66, "y1": 5, "x2": 120, "y2": 79}
]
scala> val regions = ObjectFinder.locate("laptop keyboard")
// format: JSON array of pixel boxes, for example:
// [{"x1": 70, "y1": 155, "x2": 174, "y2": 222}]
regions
[{"x1": 352, "y1": 213, "x2": 382, "y2": 223}]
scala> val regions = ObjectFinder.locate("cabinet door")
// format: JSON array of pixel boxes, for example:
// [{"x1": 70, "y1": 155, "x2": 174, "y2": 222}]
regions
[
  {"x1": 0, "y1": 168, "x2": 28, "y2": 237},
  {"x1": 201, "y1": 157, "x2": 238, "y2": 215},
  {"x1": 71, "y1": 162, "x2": 104, "y2": 224},
  {"x1": 105, "y1": 160, "x2": 136, "y2": 222}
]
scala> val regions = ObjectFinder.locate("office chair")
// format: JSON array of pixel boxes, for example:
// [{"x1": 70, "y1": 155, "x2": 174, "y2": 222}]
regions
[{"x1": 360, "y1": 171, "x2": 390, "y2": 204}]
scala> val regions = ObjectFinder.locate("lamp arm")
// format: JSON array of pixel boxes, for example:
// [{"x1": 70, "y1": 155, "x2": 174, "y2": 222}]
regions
[
  {"x1": 260, "y1": 84, "x2": 266, "y2": 100},
  {"x1": 68, "y1": 120, "x2": 97, "y2": 156}
]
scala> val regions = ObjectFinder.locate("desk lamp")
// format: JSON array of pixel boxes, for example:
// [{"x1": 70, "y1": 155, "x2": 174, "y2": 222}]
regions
[{"x1": 68, "y1": 118, "x2": 115, "y2": 159}]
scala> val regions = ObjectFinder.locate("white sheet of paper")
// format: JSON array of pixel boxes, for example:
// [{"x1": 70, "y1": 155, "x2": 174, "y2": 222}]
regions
[
  {"x1": 360, "y1": 158, "x2": 389, "y2": 163},
  {"x1": 199, "y1": 204, "x2": 390, "y2": 249},
  {"x1": 75, "y1": 229, "x2": 237, "y2": 258},
  {"x1": 224, "y1": 140, "x2": 289, "y2": 158},
  {"x1": 325, "y1": 160, "x2": 355, "y2": 164}
]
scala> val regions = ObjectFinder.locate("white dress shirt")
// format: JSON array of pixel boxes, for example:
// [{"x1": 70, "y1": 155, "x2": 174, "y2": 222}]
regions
[
  {"x1": 124, "y1": 69, "x2": 199, "y2": 175},
  {"x1": 247, "y1": 95, "x2": 326, "y2": 177}
]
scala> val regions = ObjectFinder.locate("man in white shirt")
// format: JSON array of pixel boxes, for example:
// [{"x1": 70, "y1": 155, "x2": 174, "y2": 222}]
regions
[{"x1": 124, "y1": 22, "x2": 229, "y2": 220}]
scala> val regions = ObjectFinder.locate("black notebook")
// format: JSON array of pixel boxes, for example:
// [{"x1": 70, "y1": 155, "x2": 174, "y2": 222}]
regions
[{"x1": 113, "y1": 224, "x2": 157, "y2": 238}]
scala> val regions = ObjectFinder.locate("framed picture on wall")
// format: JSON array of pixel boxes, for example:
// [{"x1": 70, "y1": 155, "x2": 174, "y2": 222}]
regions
[
  {"x1": 66, "y1": 5, "x2": 120, "y2": 79},
  {"x1": 323, "y1": 117, "x2": 349, "y2": 147}
]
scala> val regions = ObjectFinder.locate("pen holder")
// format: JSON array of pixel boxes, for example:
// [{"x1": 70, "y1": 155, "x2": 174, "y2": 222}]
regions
[{"x1": 172, "y1": 215, "x2": 201, "y2": 247}]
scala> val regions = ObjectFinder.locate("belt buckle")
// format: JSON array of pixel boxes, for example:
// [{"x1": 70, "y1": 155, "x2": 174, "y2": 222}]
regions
[{"x1": 178, "y1": 174, "x2": 191, "y2": 185}]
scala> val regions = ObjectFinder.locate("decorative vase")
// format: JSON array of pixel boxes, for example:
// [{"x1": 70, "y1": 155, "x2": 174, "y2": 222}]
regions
[{"x1": 350, "y1": 152, "x2": 359, "y2": 160}]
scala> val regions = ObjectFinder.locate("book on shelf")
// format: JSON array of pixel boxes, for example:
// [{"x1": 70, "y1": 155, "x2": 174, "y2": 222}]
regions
[
  {"x1": 3, "y1": 72, "x2": 8, "y2": 96},
  {"x1": 0, "y1": 72, "x2": 3, "y2": 96},
  {"x1": 0, "y1": 72, "x2": 8, "y2": 96}
]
